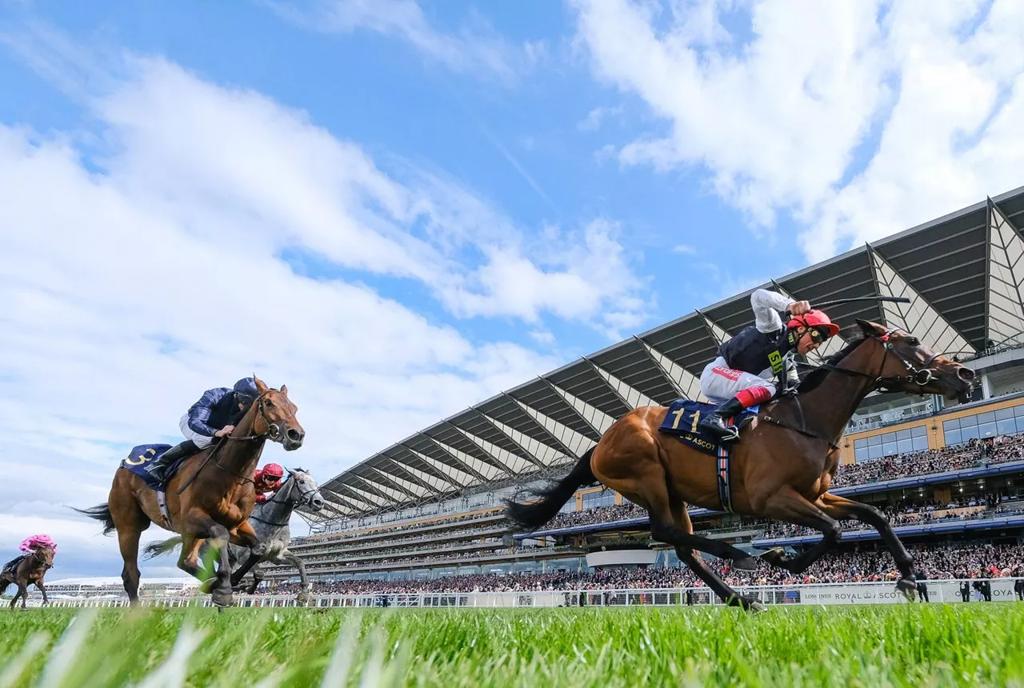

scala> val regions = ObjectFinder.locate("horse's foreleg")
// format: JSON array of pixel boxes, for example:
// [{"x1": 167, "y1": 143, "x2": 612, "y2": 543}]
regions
[
  {"x1": 819, "y1": 491, "x2": 917, "y2": 597},
  {"x1": 246, "y1": 560, "x2": 262, "y2": 595},
  {"x1": 35, "y1": 581, "x2": 48, "y2": 606},
  {"x1": 207, "y1": 523, "x2": 234, "y2": 607},
  {"x1": 228, "y1": 521, "x2": 261, "y2": 587},
  {"x1": 757, "y1": 487, "x2": 843, "y2": 575}
]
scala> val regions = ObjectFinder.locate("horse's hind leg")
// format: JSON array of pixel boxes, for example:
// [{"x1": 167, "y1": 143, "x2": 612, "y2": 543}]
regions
[
  {"x1": 671, "y1": 502, "x2": 762, "y2": 611},
  {"x1": 110, "y1": 496, "x2": 150, "y2": 603},
  {"x1": 756, "y1": 486, "x2": 843, "y2": 576},
  {"x1": 633, "y1": 479, "x2": 757, "y2": 609}
]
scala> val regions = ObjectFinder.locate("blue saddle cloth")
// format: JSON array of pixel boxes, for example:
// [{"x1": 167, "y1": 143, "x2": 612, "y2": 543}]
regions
[
  {"x1": 657, "y1": 399, "x2": 757, "y2": 455},
  {"x1": 120, "y1": 443, "x2": 186, "y2": 490}
]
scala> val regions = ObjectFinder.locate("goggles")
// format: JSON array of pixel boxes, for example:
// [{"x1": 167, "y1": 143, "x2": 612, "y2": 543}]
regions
[{"x1": 808, "y1": 326, "x2": 831, "y2": 343}]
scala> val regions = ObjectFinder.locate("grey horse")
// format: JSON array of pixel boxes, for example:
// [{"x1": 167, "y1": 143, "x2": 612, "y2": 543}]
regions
[{"x1": 145, "y1": 467, "x2": 324, "y2": 601}]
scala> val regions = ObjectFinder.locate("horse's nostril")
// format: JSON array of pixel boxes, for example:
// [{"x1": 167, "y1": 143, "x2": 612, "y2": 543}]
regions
[
  {"x1": 958, "y1": 368, "x2": 976, "y2": 382},
  {"x1": 287, "y1": 429, "x2": 304, "y2": 443}
]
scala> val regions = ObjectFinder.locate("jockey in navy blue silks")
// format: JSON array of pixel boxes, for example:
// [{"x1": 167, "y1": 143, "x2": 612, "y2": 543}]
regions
[
  {"x1": 147, "y1": 377, "x2": 261, "y2": 482},
  {"x1": 696, "y1": 289, "x2": 840, "y2": 442}
]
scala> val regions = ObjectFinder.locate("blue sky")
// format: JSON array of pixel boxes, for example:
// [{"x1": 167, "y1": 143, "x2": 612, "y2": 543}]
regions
[{"x1": 1, "y1": 0, "x2": 1022, "y2": 578}]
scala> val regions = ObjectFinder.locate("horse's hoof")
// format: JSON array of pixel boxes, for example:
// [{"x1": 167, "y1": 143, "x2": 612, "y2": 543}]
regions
[
  {"x1": 896, "y1": 578, "x2": 917, "y2": 601},
  {"x1": 733, "y1": 556, "x2": 758, "y2": 571},
  {"x1": 747, "y1": 601, "x2": 767, "y2": 614},
  {"x1": 211, "y1": 589, "x2": 234, "y2": 607}
]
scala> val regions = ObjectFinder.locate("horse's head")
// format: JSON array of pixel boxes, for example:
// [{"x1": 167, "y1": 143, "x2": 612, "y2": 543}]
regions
[
  {"x1": 33, "y1": 546, "x2": 55, "y2": 570},
  {"x1": 286, "y1": 467, "x2": 325, "y2": 512},
  {"x1": 251, "y1": 378, "x2": 305, "y2": 451},
  {"x1": 857, "y1": 320, "x2": 975, "y2": 403}
]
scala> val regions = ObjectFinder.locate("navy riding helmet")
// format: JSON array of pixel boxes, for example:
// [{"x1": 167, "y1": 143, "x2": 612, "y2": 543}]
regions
[{"x1": 233, "y1": 377, "x2": 259, "y2": 405}]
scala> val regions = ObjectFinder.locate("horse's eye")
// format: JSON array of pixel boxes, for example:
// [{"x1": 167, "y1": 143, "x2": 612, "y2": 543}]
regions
[{"x1": 904, "y1": 337, "x2": 919, "y2": 346}]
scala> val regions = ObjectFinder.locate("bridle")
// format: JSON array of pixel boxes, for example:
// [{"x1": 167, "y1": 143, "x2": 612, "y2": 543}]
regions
[
  {"x1": 817, "y1": 330, "x2": 943, "y2": 392},
  {"x1": 763, "y1": 331, "x2": 951, "y2": 447},
  {"x1": 223, "y1": 390, "x2": 286, "y2": 443},
  {"x1": 31, "y1": 548, "x2": 54, "y2": 570},
  {"x1": 178, "y1": 389, "x2": 291, "y2": 492},
  {"x1": 249, "y1": 473, "x2": 321, "y2": 528}
]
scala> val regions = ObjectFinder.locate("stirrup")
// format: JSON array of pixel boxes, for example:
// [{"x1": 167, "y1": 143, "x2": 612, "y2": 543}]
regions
[{"x1": 700, "y1": 417, "x2": 739, "y2": 442}]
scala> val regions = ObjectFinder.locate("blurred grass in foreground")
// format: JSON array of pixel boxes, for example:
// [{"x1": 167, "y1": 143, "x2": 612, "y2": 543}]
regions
[{"x1": 0, "y1": 605, "x2": 1021, "y2": 687}]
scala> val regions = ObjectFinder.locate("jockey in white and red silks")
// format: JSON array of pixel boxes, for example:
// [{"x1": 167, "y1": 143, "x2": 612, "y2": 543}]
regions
[
  {"x1": 253, "y1": 463, "x2": 285, "y2": 504},
  {"x1": 697, "y1": 288, "x2": 840, "y2": 442}
]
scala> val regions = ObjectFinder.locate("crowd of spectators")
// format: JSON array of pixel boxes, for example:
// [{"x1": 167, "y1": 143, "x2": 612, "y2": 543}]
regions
[
  {"x1": 758, "y1": 494, "x2": 1024, "y2": 539},
  {"x1": 264, "y1": 543, "x2": 1024, "y2": 595},
  {"x1": 832, "y1": 434, "x2": 1024, "y2": 487}
]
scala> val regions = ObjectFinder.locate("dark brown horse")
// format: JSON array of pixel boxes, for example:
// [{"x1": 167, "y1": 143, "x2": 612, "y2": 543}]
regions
[
  {"x1": 507, "y1": 320, "x2": 975, "y2": 609},
  {"x1": 1, "y1": 546, "x2": 55, "y2": 609},
  {"x1": 78, "y1": 378, "x2": 304, "y2": 606}
]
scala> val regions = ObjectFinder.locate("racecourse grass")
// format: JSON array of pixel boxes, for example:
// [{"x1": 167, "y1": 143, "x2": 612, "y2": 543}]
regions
[{"x1": 0, "y1": 605, "x2": 1022, "y2": 687}]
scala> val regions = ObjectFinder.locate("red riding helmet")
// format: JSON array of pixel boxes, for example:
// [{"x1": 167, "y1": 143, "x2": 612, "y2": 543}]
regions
[
  {"x1": 786, "y1": 310, "x2": 840, "y2": 341},
  {"x1": 261, "y1": 463, "x2": 284, "y2": 480}
]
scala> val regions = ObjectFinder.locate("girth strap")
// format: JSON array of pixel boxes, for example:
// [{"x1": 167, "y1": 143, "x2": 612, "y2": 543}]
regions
[{"x1": 716, "y1": 444, "x2": 733, "y2": 513}]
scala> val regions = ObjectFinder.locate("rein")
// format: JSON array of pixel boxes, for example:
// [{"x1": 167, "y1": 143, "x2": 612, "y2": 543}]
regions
[
  {"x1": 176, "y1": 391, "x2": 278, "y2": 495},
  {"x1": 765, "y1": 331, "x2": 942, "y2": 448}
]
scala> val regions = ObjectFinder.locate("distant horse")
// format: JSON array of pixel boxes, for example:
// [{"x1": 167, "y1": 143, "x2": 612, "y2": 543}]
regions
[
  {"x1": 507, "y1": 320, "x2": 975, "y2": 610},
  {"x1": 78, "y1": 378, "x2": 305, "y2": 606},
  {"x1": 1, "y1": 546, "x2": 55, "y2": 609},
  {"x1": 145, "y1": 467, "x2": 325, "y2": 600}
]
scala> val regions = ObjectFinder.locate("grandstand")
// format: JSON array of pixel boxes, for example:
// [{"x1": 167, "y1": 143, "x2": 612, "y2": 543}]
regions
[{"x1": 264, "y1": 187, "x2": 1024, "y2": 592}]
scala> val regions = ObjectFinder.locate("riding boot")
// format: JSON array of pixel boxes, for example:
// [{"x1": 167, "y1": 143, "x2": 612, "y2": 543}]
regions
[
  {"x1": 698, "y1": 397, "x2": 746, "y2": 443},
  {"x1": 147, "y1": 440, "x2": 198, "y2": 483}
]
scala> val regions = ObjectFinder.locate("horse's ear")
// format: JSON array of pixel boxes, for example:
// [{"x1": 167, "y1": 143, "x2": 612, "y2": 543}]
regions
[
  {"x1": 856, "y1": 319, "x2": 886, "y2": 337},
  {"x1": 254, "y1": 378, "x2": 269, "y2": 394},
  {"x1": 280, "y1": 384, "x2": 288, "y2": 395}
]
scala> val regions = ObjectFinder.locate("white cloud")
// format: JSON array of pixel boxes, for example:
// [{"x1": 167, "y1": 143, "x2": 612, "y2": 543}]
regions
[
  {"x1": 271, "y1": 0, "x2": 541, "y2": 83},
  {"x1": 571, "y1": 0, "x2": 1024, "y2": 261},
  {"x1": 0, "y1": 47, "x2": 647, "y2": 577}
]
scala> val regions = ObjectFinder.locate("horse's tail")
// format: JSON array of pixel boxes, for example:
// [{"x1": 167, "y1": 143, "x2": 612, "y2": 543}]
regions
[
  {"x1": 504, "y1": 447, "x2": 597, "y2": 531},
  {"x1": 143, "y1": 536, "x2": 184, "y2": 560},
  {"x1": 0, "y1": 579, "x2": 8, "y2": 596},
  {"x1": 73, "y1": 503, "x2": 116, "y2": 535}
]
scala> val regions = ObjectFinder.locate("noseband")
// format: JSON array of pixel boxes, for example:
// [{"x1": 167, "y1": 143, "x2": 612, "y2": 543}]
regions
[{"x1": 849, "y1": 331, "x2": 944, "y2": 392}]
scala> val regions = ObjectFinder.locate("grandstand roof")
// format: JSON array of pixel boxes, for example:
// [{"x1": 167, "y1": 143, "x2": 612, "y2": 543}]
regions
[{"x1": 307, "y1": 186, "x2": 1024, "y2": 523}]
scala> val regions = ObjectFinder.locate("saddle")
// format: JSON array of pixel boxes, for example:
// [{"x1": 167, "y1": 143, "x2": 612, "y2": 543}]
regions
[
  {"x1": 657, "y1": 399, "x2": 757, "y2": 455},
  {"x1": 120, "y1": 444, "x2": 193, "y2": 526},
  {"x1": 120, "y1": 444, "x2": 187, "y2": 490}
]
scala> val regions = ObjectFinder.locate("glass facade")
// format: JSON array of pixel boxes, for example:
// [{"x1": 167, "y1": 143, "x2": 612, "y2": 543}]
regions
[
  {"x1": 943, "y1": 404, "x2": 1024, "y2": 446},
  {"x1": 853, "y1": 426, "x2": 928, "y2": 462},
  {"x1": 582, "y1": 489, "x2": 616, "y2": 510}
]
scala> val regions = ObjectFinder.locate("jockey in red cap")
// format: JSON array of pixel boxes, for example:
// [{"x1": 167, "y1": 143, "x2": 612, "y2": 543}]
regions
[
  {"x1": 253, "y1": 463, "x2": 285, "y2": 504},
  {"x1": 697, "y1": 288, "x2": 839, "y2": 442}
]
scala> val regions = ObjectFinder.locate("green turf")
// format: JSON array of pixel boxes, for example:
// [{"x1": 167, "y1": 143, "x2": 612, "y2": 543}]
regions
[{"x1": 0, "y1": 605, "x2": 1021, "y2": 687}]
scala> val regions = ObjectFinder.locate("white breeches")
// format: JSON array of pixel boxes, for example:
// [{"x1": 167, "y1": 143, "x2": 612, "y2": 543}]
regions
[
  {"x1": 179, "y1": 413, "x2": 214, "y2": 448},
  {"x1": 699, "y1": 356, "x2": 777, "y2": 404}
]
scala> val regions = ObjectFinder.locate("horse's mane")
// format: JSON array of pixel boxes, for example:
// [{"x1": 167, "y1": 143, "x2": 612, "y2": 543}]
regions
[{"x1": 797, "y1": 335, "x2": 868, "y2": 393}]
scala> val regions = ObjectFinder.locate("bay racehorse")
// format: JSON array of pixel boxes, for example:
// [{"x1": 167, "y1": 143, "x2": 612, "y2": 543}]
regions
[
  {"x1": 144, "y1": 467, "x2": 325, "y2": 601},
  {"x1": 78, "y1": 379, "x2": 304, "y2": 606},
  {"x1": 1, "y1": 546, "x2": 55, "y2": 609},
  {"x1": 507, "y1": 320, "x2": 975, "y2": 609}
]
